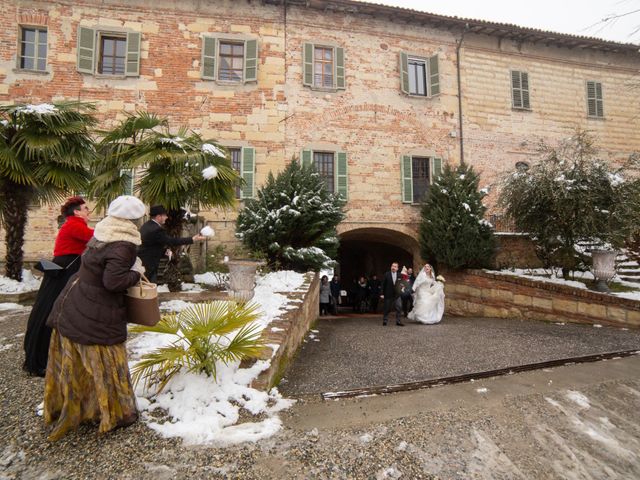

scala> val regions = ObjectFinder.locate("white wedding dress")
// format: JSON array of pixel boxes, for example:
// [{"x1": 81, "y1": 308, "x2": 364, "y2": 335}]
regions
[{"x1": 407, "y1": 270, "x2": 445, "y2": 324}]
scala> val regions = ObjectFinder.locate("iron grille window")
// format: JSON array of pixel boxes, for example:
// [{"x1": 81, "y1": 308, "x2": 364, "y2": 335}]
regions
[
  {"x1": 219, "y1": 42, "x2": 244, "y2": 82},
  {"x1": 314, "y1": 151, "x2": 335, "y2": 193},
  {"x1": 98, "y1": 35, "x2": 126, "y2": 75},
  {"x1": 20, "y1": 27, "x2": 47, "y2": 71},
  {"x1": 408, "y1": 59, "x2": 427, "y2": 96},
  {"x1": 314, "y1": 46, "x2": 334, "y2": 88},
  {"x1": 230, "y1": 148, "x2": 242, "y2": 198},
  {"x1": 412, "y1": 156, "x2": 430, "y2": 204}
]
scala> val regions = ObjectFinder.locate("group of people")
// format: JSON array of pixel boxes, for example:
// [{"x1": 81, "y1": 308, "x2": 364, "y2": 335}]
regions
[
  {"x1": 22, "y1": 195, "x2": 204, "y2": 441},
  {"x1": 319, "y1": 261, "x2": 445, "y2": 325}
]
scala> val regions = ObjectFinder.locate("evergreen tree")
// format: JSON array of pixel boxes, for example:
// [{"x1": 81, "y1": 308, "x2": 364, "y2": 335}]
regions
[
  {"x1": 419, "y1": 163, "x2": 496, "y2": 270},
  {"x1": 236, "y1": 159, "x2": 345, "y2": 271}
]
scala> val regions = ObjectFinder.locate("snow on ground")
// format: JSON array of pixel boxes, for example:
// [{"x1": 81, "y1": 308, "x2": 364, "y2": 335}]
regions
[
  {"x1": 129, "y1": 270, "x2": 305, "y2": 446},
  {"x1": 0, "y1": 270, "x2": 41, "y2": 293},
  {"x1": 193, "y1": 271, "x2": 227, "y2": 287},
  {"x1": 0, "y1": 303, "x2": 30, "y2": 312}
]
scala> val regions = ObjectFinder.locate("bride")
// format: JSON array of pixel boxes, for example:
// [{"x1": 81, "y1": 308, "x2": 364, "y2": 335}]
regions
[{"x1": 407, "y1": 264, "x2": 445, "y2": 324}]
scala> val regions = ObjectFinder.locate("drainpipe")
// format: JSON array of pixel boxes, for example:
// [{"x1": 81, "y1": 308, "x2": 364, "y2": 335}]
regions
[{"x1": 456, "y1": 23, "x2": 469, "y2": 166}]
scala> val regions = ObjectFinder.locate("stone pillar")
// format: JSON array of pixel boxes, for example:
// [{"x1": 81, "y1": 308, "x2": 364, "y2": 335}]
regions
[{"x1": 227, "y1": 260, "x2": 264, "y2": 301}]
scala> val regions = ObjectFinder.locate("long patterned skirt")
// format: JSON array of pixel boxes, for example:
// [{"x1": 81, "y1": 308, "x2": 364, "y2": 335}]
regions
[{"x1": 43, "y1": 329, "x2": 138, "y2": 441}]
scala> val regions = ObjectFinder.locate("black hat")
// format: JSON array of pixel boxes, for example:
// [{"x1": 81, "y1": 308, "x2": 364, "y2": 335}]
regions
[{"x1": 149, "y1": 205, "x2": 167, "y2": 217}]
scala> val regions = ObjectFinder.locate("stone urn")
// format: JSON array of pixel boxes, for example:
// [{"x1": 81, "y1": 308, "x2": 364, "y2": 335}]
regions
[
  {"x1": 591, "y1": 249, "x2": 617, "y2": 293},
  {"x1": 227, "y1": 259, "x2": 264, "y2": 302}
]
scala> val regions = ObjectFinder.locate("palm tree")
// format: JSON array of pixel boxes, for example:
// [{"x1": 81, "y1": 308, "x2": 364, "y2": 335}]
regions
[
  {"x1": 90, "y1": 111, "x2": 239, "y2": 290},
  {"x1": 0, "y1": 102, "x2": 96, "y2": 280}
]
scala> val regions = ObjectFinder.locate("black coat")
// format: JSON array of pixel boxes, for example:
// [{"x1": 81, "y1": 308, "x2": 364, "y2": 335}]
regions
[
  {"x1": 137, "y1": 220, "x2": 193, "y2": 277},
  {"x1": 381, "y1": 271, "x2": 400, "y2": 299}
]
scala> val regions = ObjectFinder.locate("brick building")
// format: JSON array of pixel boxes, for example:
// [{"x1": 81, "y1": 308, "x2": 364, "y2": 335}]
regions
[{"x1": 2, "y1": 0, "x2": 639, "y2": 280}]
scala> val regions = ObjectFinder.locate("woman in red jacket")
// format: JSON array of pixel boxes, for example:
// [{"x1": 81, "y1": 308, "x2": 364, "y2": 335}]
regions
[{"x1": 23, "y1": 196, "x2": 93, "y2": 377}]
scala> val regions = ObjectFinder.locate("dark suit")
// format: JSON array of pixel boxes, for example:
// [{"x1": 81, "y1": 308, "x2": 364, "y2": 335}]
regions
[
  {"x1": 138, "y1": 220, "x2": 194, "y2": 282},
  {"x1": 381, "y1": 271, "x2": 402, "y2": 324}
]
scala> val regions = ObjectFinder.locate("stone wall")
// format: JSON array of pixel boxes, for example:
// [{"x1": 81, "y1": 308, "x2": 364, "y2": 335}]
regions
[
  {"x1": 249, "y1": 272, "x2": 319, "y2": 391},
  {"x1": 445, "y1": 270, "x2": 640, "y2": 328}
]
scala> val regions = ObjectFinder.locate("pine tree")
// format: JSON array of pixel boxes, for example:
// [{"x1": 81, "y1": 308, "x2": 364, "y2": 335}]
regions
[
  {"x1": 419, "y1": 163, "x2": 496, "y2": 270},
  {"x1": 236, "y1": 159, "x2": 346, "y2": 271}
]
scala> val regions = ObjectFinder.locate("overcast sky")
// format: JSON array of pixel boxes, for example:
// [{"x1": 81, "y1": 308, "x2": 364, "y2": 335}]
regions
[{"x1": 355, "y1": 0, "x2": 640, "y2": 44}]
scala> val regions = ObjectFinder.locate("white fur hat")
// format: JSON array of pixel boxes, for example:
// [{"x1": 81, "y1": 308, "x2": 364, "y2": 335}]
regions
[
  {"x1": 400, "y1": 266, "x2": 408, "y2": 276},
  {"x1": 107, "y1": 195, "x2": 146, "y2": 220}
]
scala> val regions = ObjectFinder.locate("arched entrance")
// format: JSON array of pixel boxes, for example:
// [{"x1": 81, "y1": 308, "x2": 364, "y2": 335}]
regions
[{"x1": 336, "y1": 227, "x2": 420, "y2": 287}]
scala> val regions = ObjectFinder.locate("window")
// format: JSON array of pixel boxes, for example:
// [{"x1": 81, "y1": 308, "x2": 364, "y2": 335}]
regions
[
  {"x1": 120, "y1": 169, "x2": 134, "y2": 196},
  {"x1": 76, "y1": 26, "x2": 141, "y2": 77},
  {"x1": 400, "y1": 52, "x2": 439, "y2": 97},
  {"x1": 511, "y1": 70, "x2": 530, "y2": 110},
  {"x1": 301, "y1": 149, "x2": 348, "y2": 199},
  {"x1": 586, "y1": 81, "x2": 604, "y2": 118},
  {"x1": 401, "y1": 155, "x2": 443, "y2": 204},
  {"x1": 201, "y1": 37, "x2": 258, "y2": 83},
  {"x1": 515, "y1": 161, "x2": 530, "y2": 172},
  {"x1": 98, "y1": 35, "x2": 126, "y2": 75},
  {"x1": 313, "y1": 152, "x2": 335, "y2": 193},
  {"x1": 19, "y1": 26, "x2": 47, "y2": 71},
  {"x1": 302, "y1": 43, "x2": 345, "y2": 90},
  {"x1": 225, "y1": 147, "x2": 255, "y2": 199}
]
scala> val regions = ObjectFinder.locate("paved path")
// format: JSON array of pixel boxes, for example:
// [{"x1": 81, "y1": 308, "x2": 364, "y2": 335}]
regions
[{"x1": 280, "y1": 315, "x2": 640, "y2": 395}]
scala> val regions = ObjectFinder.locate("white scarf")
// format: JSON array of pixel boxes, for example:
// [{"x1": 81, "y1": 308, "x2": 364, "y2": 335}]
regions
[{"x1": 92, "y1": 216, "x2": 141, "y2": 245}]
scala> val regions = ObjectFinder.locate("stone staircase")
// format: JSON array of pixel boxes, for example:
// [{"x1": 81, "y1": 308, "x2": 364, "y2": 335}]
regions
[{"x1": 577, "y1": 241, "x2": 640, "y2": 287}]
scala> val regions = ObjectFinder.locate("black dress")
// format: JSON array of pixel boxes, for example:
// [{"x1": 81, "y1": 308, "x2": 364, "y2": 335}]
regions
[{"x1": 23, "y1": 254, "x2": 81, "y2": 376}]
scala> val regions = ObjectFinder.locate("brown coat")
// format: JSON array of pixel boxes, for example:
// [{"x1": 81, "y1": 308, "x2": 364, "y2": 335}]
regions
[{"x1": 47, "y1": 240, "x2": 141, "y2": 345}]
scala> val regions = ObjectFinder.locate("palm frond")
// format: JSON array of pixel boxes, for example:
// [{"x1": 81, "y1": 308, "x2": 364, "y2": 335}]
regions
[{"x1": 130, "y1": 344, "x2": 189, "y2": 393}]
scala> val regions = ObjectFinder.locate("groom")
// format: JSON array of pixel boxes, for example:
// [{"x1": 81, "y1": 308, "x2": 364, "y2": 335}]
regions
[{"x1": 381, "y1": 262, "x2": 405, "y2": 326}]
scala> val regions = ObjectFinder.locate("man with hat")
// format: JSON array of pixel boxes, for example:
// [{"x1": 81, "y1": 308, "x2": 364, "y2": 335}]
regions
[{"x1": 138, "y1": 205, "x2": 205, "y2": 283}]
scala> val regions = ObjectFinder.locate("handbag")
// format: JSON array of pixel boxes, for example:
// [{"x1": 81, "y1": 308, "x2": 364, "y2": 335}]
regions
[{"x1": 125, "y1": 273, "x2": 161, "y2": 326}]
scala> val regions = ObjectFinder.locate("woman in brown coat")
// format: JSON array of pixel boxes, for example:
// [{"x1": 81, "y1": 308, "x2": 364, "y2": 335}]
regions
[{"x1": 44, "y1": 195, "x2": 147, "y2": 441}]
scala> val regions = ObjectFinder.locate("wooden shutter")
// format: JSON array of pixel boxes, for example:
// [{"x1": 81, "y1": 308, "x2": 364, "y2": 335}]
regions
[
  {"x1": 587, "y1": 81, "x2": 604, "y2": 118},
  {"x1": 301, "y1": 149, "x2": 313, "y2": 167},
  {"x1": 511, "y1": 70, "x2": 522, "y2": 108},
  {"x1": 336, "y1": 152, "x2": 348, "y2": 200},
  {"x1": 431, "y1": 158, "x2": 443, "y2": 183},
  {"x1": 303, "y1": 43, "x2": 313, "y2": 87},
  {"x1": 429, "y1": 54, "x2": 440, "y2": 96},
  {"x1": 400, "y1": 52, "x2": 409, "y2": 94},
  {"x1": 202, "y1": 36, "x2": 217, "y2": 80},
  {"x1": 240, "y1": 147, "x2": 255, "y2": 199},
  {"x1": 401, "y1": 155, "x2": 413, "y2": 203},
  {"x1": 125, "y1": 32, "x2": 141, "y2": 77},
  {"x1": 335, "y1": 46, "x2": 345, "y2": 89},
  {"x1": 77, "y1": 26, "x2": 95, "y2": 74},
  {"x1": 244, "y1": 39, "x2": 258, "y2": 83},
  {"x1": 521, "y1": 72, "x2": 530, "y2": 109}
]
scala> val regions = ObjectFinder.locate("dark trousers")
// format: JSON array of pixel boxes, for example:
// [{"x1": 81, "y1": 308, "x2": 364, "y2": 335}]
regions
[
  {"x1": 382, "y1": 297, "x2": 402, "y2": 324},
  {"x1": 402, "y1": 295, "x2": 413, "y2": 316},
  {"x1": 370, "y1": 295, "x2": 379, "y2": 313}
]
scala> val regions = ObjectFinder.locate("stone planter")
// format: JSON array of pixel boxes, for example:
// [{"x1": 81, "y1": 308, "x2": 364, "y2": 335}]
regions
[
  {"x1": 227, "y1": 259, "x2": 264, "y2": 302},
  {"x1": 591, "y1": 249, "x2": 617, "y2": 293}
]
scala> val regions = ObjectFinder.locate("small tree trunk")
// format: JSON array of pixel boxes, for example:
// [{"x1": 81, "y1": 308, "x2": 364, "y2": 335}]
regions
[
  {"x1": 164, "y1": 209, "x2": 184, "y2": 292},
  {"x1": 2, "y1": 182, "x2": 31, "y2": 281}
]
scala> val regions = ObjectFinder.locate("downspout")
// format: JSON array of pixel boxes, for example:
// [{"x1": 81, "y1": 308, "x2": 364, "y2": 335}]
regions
[{"x1": 456, "y1": 23, "x2": 469, "y2": 166}]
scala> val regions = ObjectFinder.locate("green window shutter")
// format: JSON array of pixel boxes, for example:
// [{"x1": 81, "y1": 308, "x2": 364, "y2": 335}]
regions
[
  {"x1": 240, "y1": 147, "x2": 255, "y2": 199},
  {"x1": 301, "y1": 149, "x2": 313, "y2": 168},
  {"x1": 521, "y1": 72, "x2": 530, "y2": 109},
  {"x1": 244, "y1": 39, "x2": 258, "y2": 83},
  {"x1": 587, "y1": 81, "x2": 604, "y2": 118},
  {"x1": 511, "y1": 70, "x2": 522, "y2": 109},
  {"x1": 429, "y1": 54, "x2": 440, "y2": 96},
  {"x1": 400, "y1": 52, "x2": 409, "y2": 94},
  {"x1": 202, "y1": 36, "x2": 217, "y2": 80},
  {"x1": 303, "y1": 43, "x2": 313, "y2": 87},
  {"x1": 125, "y1": 32, "x2": 141, "y2": 77},
  {"x1": 432, "y1": 158, "x2": 443, "y2": 183},
  {"x1": 335, "y1": 46, "x2": 345, "y2": 89},
  {"x1": 336, "y1": 152, "x2": 348, "y2": 200},
  {"x1": 401, "y1": 155, "x2": 413, "y2": 204},
  {"x1": 120, "y1": 169, "x2": 134, "y2": 195},
  {"x1": 77, "y1": 26, "x2": 95, "y2": 74}
]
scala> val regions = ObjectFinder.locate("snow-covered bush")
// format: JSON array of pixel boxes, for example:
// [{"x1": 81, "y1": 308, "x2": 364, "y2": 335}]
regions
[
  {"x1": 236, "y1": 159, "x2": 345, "y2": 271},
  {"x1": 419, "y1": 163, "x2": 496, "y2": 269},
  {"x1": 499, "y1": 130, "x2": 640, "y2": 278}
]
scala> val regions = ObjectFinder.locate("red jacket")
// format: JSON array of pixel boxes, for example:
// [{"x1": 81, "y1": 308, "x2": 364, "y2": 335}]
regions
[{"x1": 53, "y1": 216, "x2": 94, "y2": 257}]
